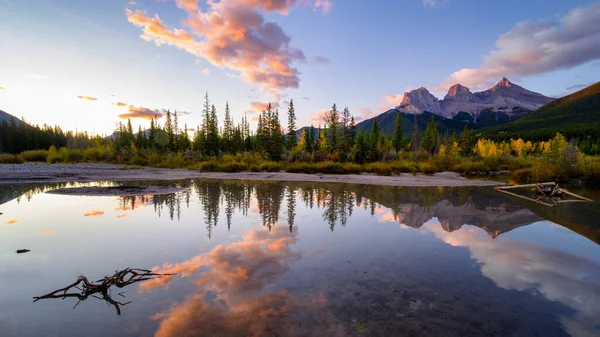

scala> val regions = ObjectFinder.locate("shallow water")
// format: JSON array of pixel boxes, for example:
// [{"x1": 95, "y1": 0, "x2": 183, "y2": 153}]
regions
[{"x1": 1, "y1": 180, "x2": 599, "y2": 337}]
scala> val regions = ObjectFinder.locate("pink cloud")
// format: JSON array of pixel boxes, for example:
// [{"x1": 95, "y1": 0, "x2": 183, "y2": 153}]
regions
[
  {"x1": 437, "y1": 2, "x2": 600, "y2": 92},
  {"x1": 308, "y1": 109, "x2": 330, "y2": 125},
  {"x1": 118, "y1": 105, "x2": 164, "y2": 120},
  {"x1": 126, "y1": 1, "x2": 333, "y2": 96}
]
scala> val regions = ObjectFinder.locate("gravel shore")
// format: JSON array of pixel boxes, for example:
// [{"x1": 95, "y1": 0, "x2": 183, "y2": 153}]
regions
[{"x1": 0, "y1": 163, "x2": 503, "y2": 187}]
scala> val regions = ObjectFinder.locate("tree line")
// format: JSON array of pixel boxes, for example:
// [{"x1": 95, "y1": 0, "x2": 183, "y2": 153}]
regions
[{"x1": 2, "y1": 93, "x2": 599, "y2": 159}]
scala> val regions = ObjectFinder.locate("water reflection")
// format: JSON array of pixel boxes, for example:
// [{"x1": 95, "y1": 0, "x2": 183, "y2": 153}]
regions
[
  {"x1": 421, "y1": 221, "x2": 600, "y2": 337},
  {"x1": 143, "y1": 226, "x2": 344, "y2": 336},
  {"x1": 3, "y1": 180, "x2": 598, "y2": 244},
  {"x1": 2, "y1": 180, "x2": 599, "y2": 336}
]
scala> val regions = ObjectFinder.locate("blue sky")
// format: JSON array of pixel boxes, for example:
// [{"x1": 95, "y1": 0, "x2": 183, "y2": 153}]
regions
[{"x1": 1, "y1": 0, "x2": 599, "y2": 135}]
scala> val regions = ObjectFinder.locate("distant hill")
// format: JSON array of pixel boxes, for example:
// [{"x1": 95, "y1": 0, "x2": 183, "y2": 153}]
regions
[
  {"x1": 480, "y1": 81, "x2": 600, "y2": 141},
  {"x1": 0, "y1": 110, "x2": 24, "y2": 125},
  {"x1": 356, "y1": 110, "x2": 466, "y2": 137}
]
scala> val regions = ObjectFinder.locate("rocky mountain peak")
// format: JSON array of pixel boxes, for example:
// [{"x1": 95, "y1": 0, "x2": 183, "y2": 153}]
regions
[
  {"x1": 446, "y1": 84, "x2": 470, "y2": 96},
  {"x1": 495, "y1": 77, "x2": 513, "y2": 88},
  {"x1": 398, "y1": 87, "x2": 442, "y2": 114}
]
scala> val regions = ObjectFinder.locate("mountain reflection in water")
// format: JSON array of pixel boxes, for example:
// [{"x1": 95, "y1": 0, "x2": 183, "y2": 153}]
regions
[{"x1": 0, "y1": 180, "x2": 599, "y2": 336}]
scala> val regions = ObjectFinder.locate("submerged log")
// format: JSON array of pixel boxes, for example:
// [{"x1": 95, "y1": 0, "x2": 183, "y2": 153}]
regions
[{"x1": 33, "y1": 268, "x2": 174, "y2": 315}]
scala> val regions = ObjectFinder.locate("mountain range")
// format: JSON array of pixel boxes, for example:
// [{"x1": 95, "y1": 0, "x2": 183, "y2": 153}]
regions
[
  {"x1": 480, "y1": 80, "x2": 600, "y2": 141},
  {"x1": 356, "y1": 78, "x2": 555, "y2": 135}
]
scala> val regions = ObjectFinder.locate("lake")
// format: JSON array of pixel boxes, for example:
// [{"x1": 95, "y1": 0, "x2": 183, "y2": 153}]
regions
[{"x1": 1, "y1": 180, "x2": 599, "y2": 337}]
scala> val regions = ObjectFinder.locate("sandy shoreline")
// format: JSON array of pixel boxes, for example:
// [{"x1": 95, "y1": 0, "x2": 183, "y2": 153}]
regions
[{"x1": 0, "y1": 163, "x2": 503, "y2": 187}]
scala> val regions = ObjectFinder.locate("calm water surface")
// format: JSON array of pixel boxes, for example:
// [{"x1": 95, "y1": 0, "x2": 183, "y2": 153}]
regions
[{"x1": 1, "y1": 180, "x2": 599, "y2": 337}]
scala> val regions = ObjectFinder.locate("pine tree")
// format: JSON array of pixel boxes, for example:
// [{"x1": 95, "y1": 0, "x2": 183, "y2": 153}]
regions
[
  {"x1": 370, "y1": 117, "x2": 380, "y2": 161},
  {"x1": 165, "y1": 110, "x2": 174, "y2": 151},
  {"x1": 459, "y1": 125, "x2": 474, "y2": 156},
  {"x1": 206, "y1": 104, "x2": 220, "y2": 156},
  {"x1": 412, "y1": 112, "x2": 419, "y2": 153},
  {"x1": 286, "y1": 99, "x2": 297, "y2": 151},
  {"x1": 325, "y1": 103, "x2": 339, "y2": 153},
  {"x1": 223, "y1": 102, "x2": 233, "y2": 153},
  {"x1": 393, "y1": 112, "x2": 403, "y2": 152},
  {"x1": 422, "y1": 116, "x2": 438, "y2": 154},
  {"x1": 305, "y1": 125, "x2": 314, "y2": 153},
  {"x1": 270, "y1": 108, "x2": 284, "y2": 161}
]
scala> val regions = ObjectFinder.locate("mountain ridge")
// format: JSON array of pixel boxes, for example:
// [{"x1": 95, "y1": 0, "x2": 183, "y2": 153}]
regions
[{"x1": 396, "y1": 78, "x2": 554, "y2": 120}]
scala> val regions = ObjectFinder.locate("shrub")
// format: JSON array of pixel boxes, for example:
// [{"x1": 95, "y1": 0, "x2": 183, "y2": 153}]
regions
[
  {"x1": 418, "y1": 162, "x2": 438, "y2": 175},
  {"x1": 19, "y1": 150, "x2": 48, "y2": 162},
  {"x1": 510, "y1": 168, "x2": 534, "y2": 184},
  {"x1": 259, "y1": 162, "x2": 282, "y2": 172},
  {"x1": 364, "y1": 162, "x2": 393, "y2": 176},
  {"x1": 196, "y1": 161, "x2": 221, "y2": 172},
  {"x1": 220, "y1": 161, "x2": 248, "y2": 172},
  {"x1": 64, "y1": 149, "x2": 84, "y2": 163},
  {"x1": 452, "y1": 160, "x2": 488, "y2": 175},
  {"x1": 0, "y1": 153, "x2": 24, "y2": 164},
  {"x1": 128, "y1": 155, "x2": 148, "y2": 166},
  {"x1": 285, "y1": 162, "x2": 312, "y2": 174}
]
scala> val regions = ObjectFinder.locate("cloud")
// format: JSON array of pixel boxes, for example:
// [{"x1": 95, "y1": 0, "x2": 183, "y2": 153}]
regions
[
  {"x1": 117, "y1": 213, "x2": 127, "y2": 218},
  {"x1": 140, "y1": 227, "x2": 342, "y2": 337},
  {"x1": 566, "y1": 83, "x2": 593, "y2": 91},
  {"x1": 40, "y1": 230, "x2": 54, "y2": 236},
  {"x1": 308, "y1": 109, "x2": 330, "y2": 124},
  {"x1": 126, "y1": 0, "x2": 331, "y2": 96},
  {"x1": 118, "y1": 105, "x2": 164, "y2": 120},
  {"x1": 185, "y1": 127, "x2": 196, "y2": 132},
  {"x1": 26, "y1": 73, "x2": 48, "y2": 81},
  {"x1": 246, "y1": 101, "x2": 280, "y2": 114},
  {"x1": 84, "y1": 210, "x2": 105, "y2": 217},
  {"x1": 355, "y1": 107, "x2": 377, "y2": 122},
  {"x1": 77, "y1": 95, "x2": 98, "y2": 101},
  {"x1": 4, "y1": 219, "x2": 18, "y2": 225},
  {"x1": 437, "y1": 2, "x2": 600, "y2": 91},
  {"x1": 312, "y1": 56, "x2": 330, "y2": 64},
  {"x1": 0, "y1": 86, "x2": 5, "y2": 90},
  {"x1": 113, "y1": 102, "x2": 128, "y2": 107},
  {"x1": 423, "y1": 0, "x2": 447, "y2": 7},
  {"x1": 374, "y1": 93, "x2": 405, "y2": 111},
  {"x1": 201, "y1": 68, "x2": 211, "y2": 75},
  {"x1": 301, "y1": 96, "x2": 310, "y2": 101},
  {"x1": 314, "y1": 0, "x2": 333, "y2": 13}
]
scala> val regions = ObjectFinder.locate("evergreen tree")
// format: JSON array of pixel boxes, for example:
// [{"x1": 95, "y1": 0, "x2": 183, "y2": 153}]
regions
[
  {"x1": 286, "y1": 99, "x2": 297, "y2": 150},
  {"x1": 459, "y1": 125, "x2": 474, "y2": 156},
  {"x1": 370, "y1": 117, "x2": 380, "y2": 161},
  {"x1": 223, "y1": 102, "x2": 233, "y2": 153},
  {"x1": 165, "y1": 110, "x2": 174, "y2": 151},
  {"x1": 325, "y1": 103, "x2": 340, "y2": 153},
  {"x1": 393, "y1": 112, "x2": 403, "y2": 152},
  {"x1": 412, "y1": 112, "x2": 419, "y2": 152},
  {"x1": 422, "y1": 116, "x2": 438, "y2": 154}
]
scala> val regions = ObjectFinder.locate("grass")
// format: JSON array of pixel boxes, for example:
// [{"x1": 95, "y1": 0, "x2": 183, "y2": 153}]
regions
[{"x1": 0, "y1": 153, "x2": 24, "y2": 164}]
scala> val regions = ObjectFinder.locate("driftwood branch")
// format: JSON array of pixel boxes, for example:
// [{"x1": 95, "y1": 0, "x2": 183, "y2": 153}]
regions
[
  {"x1": 495, "y1": 182, "x2": 593, "y2": 206},
  {"x1": 33, "y1": 268, "x2": 174, "y2": 315}
]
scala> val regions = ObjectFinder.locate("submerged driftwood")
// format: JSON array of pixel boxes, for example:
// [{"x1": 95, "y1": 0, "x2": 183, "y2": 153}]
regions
[
  {"x1": 33, "y1": 268, "x2": 174, "y2": 315},
  {"x1": 495, "y1": 182, "x2": 593, "y2": 206}
]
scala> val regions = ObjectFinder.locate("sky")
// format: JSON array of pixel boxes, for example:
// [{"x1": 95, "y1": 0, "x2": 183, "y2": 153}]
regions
[{"x1": 1, "y1": 0, "x2": 599, "y2": 135}]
